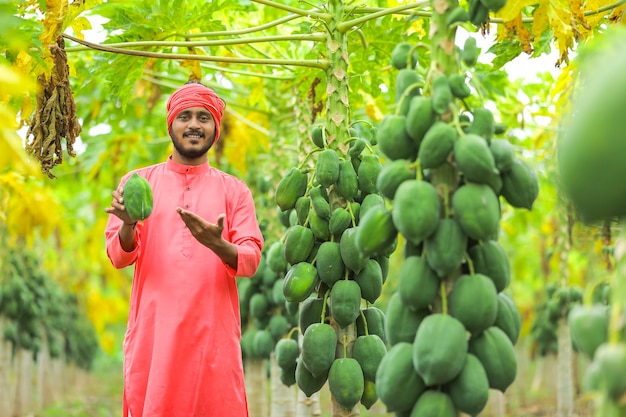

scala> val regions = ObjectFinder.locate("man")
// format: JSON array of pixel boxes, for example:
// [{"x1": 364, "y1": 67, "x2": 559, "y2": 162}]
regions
[{"x1": 105, "y1": 82, "x2": 264, "y2": 417}]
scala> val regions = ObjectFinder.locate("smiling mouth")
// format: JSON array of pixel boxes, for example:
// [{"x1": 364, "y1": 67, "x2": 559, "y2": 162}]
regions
[{"x1": 184, "y1": 131, "x2": 205, "y2": 139}]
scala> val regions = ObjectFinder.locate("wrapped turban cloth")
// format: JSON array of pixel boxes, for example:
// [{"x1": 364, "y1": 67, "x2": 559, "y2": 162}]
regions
[{"x1": 166, "y1": 83, "x2": 226, "y2": 143}]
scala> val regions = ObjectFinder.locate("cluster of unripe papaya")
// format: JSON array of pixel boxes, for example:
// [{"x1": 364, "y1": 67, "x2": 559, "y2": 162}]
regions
[
  {"x1": 270, "y1": 120, "x2": 393, "y2": 410},
  {"x1": 529, "y1": 283, "x2": 584, "y2": 357},
  {"x1": 370, "y1": 3, "x2": 536, "y2": 416},
  {"x1": 0, "y1": 249, "x2": 99, "y2": 369}
]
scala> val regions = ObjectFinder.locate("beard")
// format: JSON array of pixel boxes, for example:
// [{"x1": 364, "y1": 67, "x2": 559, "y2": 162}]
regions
[{"x1": 170, "y1": 129, "x2": 215, "y2": 159}]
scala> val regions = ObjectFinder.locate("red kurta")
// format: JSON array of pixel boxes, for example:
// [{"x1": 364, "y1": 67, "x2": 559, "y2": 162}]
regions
[{"x1": 105, "y1": 157, "x2": 263, "y2": 417}]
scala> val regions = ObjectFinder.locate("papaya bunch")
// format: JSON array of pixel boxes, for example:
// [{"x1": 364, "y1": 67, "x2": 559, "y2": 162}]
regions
[
  {"x1": 272, "y1": 122, "x2": 391, "y2": 410},
  {"x1": 239, "y1": 245, "x2": 299, "y2": 385},
  {"x1": 528, "y1": 283, "x2": 585, "y2": 358},
  {"x1": 373, "y1": 1, "x2": 539, "y2": 415}
]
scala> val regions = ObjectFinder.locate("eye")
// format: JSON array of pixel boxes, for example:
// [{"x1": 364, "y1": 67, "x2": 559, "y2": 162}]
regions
[{"x1": 200, "y1": 115, "x2": 211, "y2": 122}]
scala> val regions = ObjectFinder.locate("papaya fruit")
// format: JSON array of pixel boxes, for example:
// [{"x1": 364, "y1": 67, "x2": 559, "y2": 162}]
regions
[
  {"x1": 446, "y1": 6, "x2": 470, "y2": 26},
  {"x1": 480, "y1": 0, "x2": 506, "y2": 12},
  {"x1": 500, "y1": 157, "x2": 539, "y2": 210},
  {"x1": 335, "y1": 159, "x2": 359, "y2": 201},
  {"x1": 359, "y1": 193, "x2": 385, "y2": 219},
  {"x1": 489, "y1": 139, "x2": 515, "y2": 173},
  {"x1": 309, "y1": 186, "x2": 330, "y2": 219},
  {"x1": 391, "y1": 42, "x2": 418, "y2": 70},
  {"x1": 268, "y1": 315, "x2": 290, "y2": 340},
  {"x1": 352, "y1": 334, "x2": 387, "y2": 381},
  {"x1": 449, "y1": 273, "x2": 498, "y2": 335},
  {"x1": 295, "y1": 196, "x2": 310, "y2": 226},
  {"x1": 413, "y1": 313, "x2": 468, "y2": 386},
  {"x1": 411, "y1": 390, "x2": 456, "y2": 417},
  {"x1": 376, "y1": 159, "x2": 415, "y2": 200},
  {"x1": 432, "y1": 74, "x2": 453, "y2": 115},
  {"x1": 385, "y1": 292, "x2": 429, "y2": 345},
  {"x1": 328, "y1": 358, "x2": 365, "y2": 411},
  {"x1": 353, "y1": 259, "x2": 383, "y2": 304},
  {"x1": 448, "y1": 73, "x2": 471, "y2": 99},
  {"x1": 454, "y1": 133, "x2": 499, "y2": 183},
  {"x1": 392, "y1": 180, "x2": 441, "y2": 246},
  {"x1": 469, "y1": 0, "x2": 489, "y2": 26},
  {"x1": 301, "y1": 322, "x2": 337, "y2": 377},
  {"x1": 405, "y1": 96, "x2": 435, "y2": 146},
  {"x1": 446, "y1": 353, "x2": 489, "y2": 416},
  {"x1": 568, "y1": 304, "x2": 609, "y2": 360},
  {"x1": 299, "y1": 297, "x2": 326, "y2": 332},
  {"x1": 308, "y1": 209, "x2": 331, "y2": 241},
  {"x1": 276, "y1": 168, "x2": 308, "y2": 211},
  {"x1": 494, "y1": 292, "x2": 522, "y2": 344},
  {"x1": 461, "y1": 36, "x2": 478, "y2": 67},
  {"x1": 375, "y1": 342, "x2": 426, "y2": 413},
  {"x1": 315, "y1": 241, "x2": 345, "y2": 287},
  {"x1": 424, "y1": 218, "x2": 468, "y2": 278},
  {"x1": 376, "y1": 114, "x2": 418, "y2": 161},
  {"x1": 311, "y1": 125, "x2": 325, "y2": 148},
  {"x1": 282, "y1": 262, "x2": 318, "y2": 303},
  {"x1": 252, "y1": 330, "x2": 275, "y2": 359},
  {"x1": 397, "y1": 256, "x2": 439, "y2": 311},
  {"x1": 361, "y1": 380, "x2": 378, "y2": 410},
  {"x1": 355, "y1": 205, "x2": 397, "y2": 257},
  {"x1": 593, "y1": 342, "x2": 626, "y2": 400},
  {"x1": 316, "y1": 148, "x2": 340, "y2": 188},
  {"x1": 330, "y1": 279, "x2": 362, "y2": 328},
  {"x1": 280, "y1": 364, "x2": 297, "y2": 387},
  {"x1": 283, "y1": 225, "x2": 315, "y2": 265},
  {"x1": 468, "y1": 240, "x2": 510, "y2": 292},
  {"x1": 329, "y1": 207, "x2": 352, "y2": 237},
  {"x1": 469, "y1": 326, "x2": 517, "y2": 392},
  {"x1": 339, "y1": 227, "x2": 370, "y2": 274},
  {"x1": 419, "y1": 121, "x2": 457, "y2": 169},
  {"x1": 249, "y1": 293, "x2": 270, "y2": 320},
  {"x1": 558, "y1": 28, "x2": 626, "y2": 222},
  {"x1": 356, "y1": 306, "x2": 386, "y2": 342},
  {"x1": 396, "y1": 68, "x2": 423, "y2": 115},
  {"x1": 296, "y1": 357, "x2": 328, "y2": 397},
  {"x1": 452, "y1": 183, "x2": 500, "y2": 241},
  {"x1": 357, "y1": 154, "x2": 382, "y2": 195},
  {"x1": 123, "y1": 173, "x2": 153, "y2": 221},
  {"x1": 348, "y1": 138, "x2": 367, "y2": 159},
  {"x1": 275, "y1": 338, "x2": 300, "y2": 369},
  {"x1": 468, "y1": 107, "x2": 495, "y2": 142},
  {"x1": 271, "y1": 278, "x2": 286, "y2": 306}
]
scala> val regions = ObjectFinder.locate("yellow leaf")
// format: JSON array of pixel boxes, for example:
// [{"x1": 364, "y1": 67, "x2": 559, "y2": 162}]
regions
[
  {"x1": 69, "y1": 16, "x2": 92, "y2": 40},
  {"x1": 497, "y1": 0, "x2": 541, "y2": 22}
]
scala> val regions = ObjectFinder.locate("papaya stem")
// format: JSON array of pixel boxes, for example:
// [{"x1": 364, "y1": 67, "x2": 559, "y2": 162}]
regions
[
  {"x1": 394, "y1": 82, "x2": 424, "y2": 116},
  {"x1": 321, "y1": 288, "x2": 331, "y2": 323},
  {"x1": 287, "y1": 326, "x2": 300, "y2": 339},
  {"x1": 359, "y1": 309, "x2": 369, "y2": 336},
  {"x1": 464, "y1": 253, "x2": 474, "y2": 275},
  {"x1": 440, "y1": 280, "x2": 448, "y2": 315}
]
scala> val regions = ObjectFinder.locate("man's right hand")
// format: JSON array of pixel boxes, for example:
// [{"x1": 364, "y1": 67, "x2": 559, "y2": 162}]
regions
[{"x1": 104, "y1": 187, "x2": 136, "y2": 225}]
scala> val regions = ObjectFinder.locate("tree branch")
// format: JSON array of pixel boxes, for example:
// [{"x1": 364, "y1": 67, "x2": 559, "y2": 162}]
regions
[
  {"x1": 61, "y1": 33, "x2": 329, "y2": 70},
  {"x1": 337, "y1": 1, "x2": 430, "y2": 33},
  {"x1": 250, "y1": 0, "x2": 330, "y2": 20},
  {"x1": 64, "y1": 34, "x2": 325, "y2": 52}
]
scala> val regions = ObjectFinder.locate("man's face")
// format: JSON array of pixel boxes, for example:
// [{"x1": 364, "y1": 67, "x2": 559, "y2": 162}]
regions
[{"x1": 169, "y1": 107, "x2": 216, "y2": 159}]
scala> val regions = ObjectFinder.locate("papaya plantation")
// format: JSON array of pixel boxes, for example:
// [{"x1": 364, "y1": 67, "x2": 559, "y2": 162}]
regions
[{"x1": 1, "y1": 0, "x2": 626, "y2": 416}]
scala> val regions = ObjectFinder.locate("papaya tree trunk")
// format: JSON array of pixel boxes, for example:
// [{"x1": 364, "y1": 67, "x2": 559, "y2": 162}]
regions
[
  {"x1": 13, "y1": 348, "x2": 35, "y2": 417},
  {"x1": 557, "y1": 318, "x2": 574, "y2": 417},
  {"x1": 0, "y1": 319, "x2": 13, "y2": 417},
  {"x1": 37, "y1": 333, "x2": 54, "y2": 409},
  {"x1": 269, "y1": 353, "x2": 295, "y2": 417},
  {"x1": 296, "y1": 389, "x2": 321, "y2": 417},
  {"x1": 245, "y1": 358, "x2": 268, "y2": 417}
]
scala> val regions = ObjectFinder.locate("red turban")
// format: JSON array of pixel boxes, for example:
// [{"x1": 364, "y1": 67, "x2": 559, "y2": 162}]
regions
[{"x1": 166, "y1": 83, "x2": 225, "y2": 143}]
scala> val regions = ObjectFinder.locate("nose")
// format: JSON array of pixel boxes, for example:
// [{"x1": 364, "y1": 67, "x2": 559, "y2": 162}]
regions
[{"x1": 188, "y1": 115, "x2": 201, "y2": 129}]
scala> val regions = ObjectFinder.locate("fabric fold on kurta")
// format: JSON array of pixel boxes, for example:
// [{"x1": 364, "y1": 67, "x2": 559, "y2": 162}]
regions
[{"x1": 105, "y1": 157, "x2": 263, "y2": 417}]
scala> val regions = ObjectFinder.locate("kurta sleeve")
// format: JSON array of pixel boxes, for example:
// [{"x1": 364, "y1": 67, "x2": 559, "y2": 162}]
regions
[
  {"x1": 225, "y1": 185, "x2": 263, "y2": 278},
  {"x1": 105, "y1": 215, "x2": 141, "y2": 269}
]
